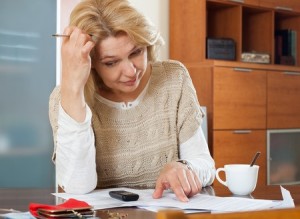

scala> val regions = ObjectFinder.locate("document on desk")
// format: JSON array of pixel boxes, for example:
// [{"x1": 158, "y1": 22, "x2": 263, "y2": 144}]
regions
[{"x1": 52, "y1": 186, "x2": 294, "y2": 213}]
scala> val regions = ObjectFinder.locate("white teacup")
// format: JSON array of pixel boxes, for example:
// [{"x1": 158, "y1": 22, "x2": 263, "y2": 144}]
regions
[{"x1": 216, "y1": 164, "x2": 259, "y2": 196}]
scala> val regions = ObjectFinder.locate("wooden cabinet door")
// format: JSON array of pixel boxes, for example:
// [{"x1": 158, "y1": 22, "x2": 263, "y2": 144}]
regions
[
  {"x1": 213, "y1": 67, "x2": 267, "y2": 129},
  {"x1": 213, "y1": 130, "x2": 266, "y2": 186},
  {"x1": 267, "y1": 71, "x2": 300, "y2": 128}
]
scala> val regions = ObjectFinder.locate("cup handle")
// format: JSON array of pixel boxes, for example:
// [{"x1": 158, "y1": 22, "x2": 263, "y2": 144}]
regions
[{"x1": 216, "y1": 168, "x2": 227, "y2": 187}]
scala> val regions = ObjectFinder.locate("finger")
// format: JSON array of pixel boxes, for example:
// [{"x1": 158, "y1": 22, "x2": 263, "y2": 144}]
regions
[
  {"x1": 152, "y1": 179, "x2": 165, "y2": 199},
  {"x1": 177, "y1": 168, "x2": 192, "y2": 197},
  {"x1": 193, "y1": 172, "x2": 202, "y2": 193},
  {"x1": 169, "y1": 175, "x2": 189, "y2": 202},
  {"x1": 172, "y1": 184, "x2": 189, "y2": 202},
  {"x1": 62, "y1": 26, "x2": 76, "y2": 43},
  {"x1": 163, "y1": 181, "x2": 171, "y2": 190},
  {"x1": 76, "y1": 31, "x2": 92, "y2": 47},
  {"x1": 153, "y1": 178, "x2": 172, "y2": 199},
  {"x1": 63, "y1": 26, "x2": 76, "y2": 35},
  {"x1": 81, "y1": 40, "x2": 95, "y2": 58},
  {"x1": 185, "y1": 170, "x2": 200, "y2": 197},
  {"x1": 67, "y1": 27, "x2": 83, "y2": 47}
]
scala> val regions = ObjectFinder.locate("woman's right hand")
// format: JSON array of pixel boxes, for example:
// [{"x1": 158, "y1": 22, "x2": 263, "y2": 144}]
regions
[{"x1": 60, "y1": 26, "x2": 95, "y2": 122}]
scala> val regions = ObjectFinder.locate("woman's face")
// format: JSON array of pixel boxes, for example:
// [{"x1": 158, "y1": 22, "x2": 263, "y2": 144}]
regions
[{"x1": 92, "y1": 33, "x2": 148, "y2": 95}]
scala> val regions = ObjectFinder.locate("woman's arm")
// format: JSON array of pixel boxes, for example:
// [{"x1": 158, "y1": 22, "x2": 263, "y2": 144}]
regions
[
  {"x1": 50, "y1": 26, "x2": 97, "y2": 194},
  {"x1": 179, "y1": 126, "x2": 216, "y2": 187},
  {"x1": 60, "y1": 26, "x2": 95, "y2": 123},
  {"x1": 153, "y1": 61, "x2": 215, "y2": 201},
  {"x1": 55, "y1": 103, "x2": 97, "y2": 194},
  {"x1": 153, "y1": 125, "x2": 215, "y2": 202}
]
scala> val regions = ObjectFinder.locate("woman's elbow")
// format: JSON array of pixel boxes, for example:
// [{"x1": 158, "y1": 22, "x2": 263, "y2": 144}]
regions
[{"x1": 61, "y1": 175, "x2": 97, "y2": 194}]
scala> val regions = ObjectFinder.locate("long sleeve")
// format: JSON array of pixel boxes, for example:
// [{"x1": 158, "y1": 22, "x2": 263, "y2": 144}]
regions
[
  {"x1": 179, "y1": 126, "x2": 216, "y2": 187},
  {"x1": 55, "y1": 103, "x2": 97, "y2": 194}
]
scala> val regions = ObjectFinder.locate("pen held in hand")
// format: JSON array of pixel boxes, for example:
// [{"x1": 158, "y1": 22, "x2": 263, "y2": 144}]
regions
[
  {"x1": 51, "y1": 33, "x2": 95, "y2": 38},
  {"x1": 52, "y1": 34, "x2": 70, "y2": 38}
]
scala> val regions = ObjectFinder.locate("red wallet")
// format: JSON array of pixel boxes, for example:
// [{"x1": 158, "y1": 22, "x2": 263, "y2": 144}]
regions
[{"x1": 29, "y1": 198, "x2": 94, "y2": 218}]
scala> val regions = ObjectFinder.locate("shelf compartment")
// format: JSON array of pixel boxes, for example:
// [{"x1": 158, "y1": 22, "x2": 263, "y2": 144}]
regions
[
  {"x1": 275, "y1": 11, "x2": 300, "y2": 66},
  {"x1": 242, "y1": 7, "x2": 274, "y2": 63},
  {"x1": 207, "y1": 1, "x2": 242, "y2": 61}
]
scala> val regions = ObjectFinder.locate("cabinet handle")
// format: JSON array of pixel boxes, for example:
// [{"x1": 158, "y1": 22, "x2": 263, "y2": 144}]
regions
[
  {"x1": 233, "y1": 130, "x2": 252, "y2": 134},
  {"x1": 275, "y1": 6, "x2": 293, "y2": 11},
  {"x1": 229, "y1": 0, "x2": 244, "y2": 3},
  {"x1": 233, "y1": 68, "x2": 253, "y2": 72},
  {"x1": 283, "y1": 71, "x2": 300, "y2": 76}
]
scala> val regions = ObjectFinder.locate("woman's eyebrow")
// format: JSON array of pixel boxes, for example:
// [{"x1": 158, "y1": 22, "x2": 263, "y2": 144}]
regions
[
  {"x1": 99, "y1": 45, "x2": 138, "y2": 61},
  {"x1": 99, "y1": 55, "x2": 116, "y2": 61}
]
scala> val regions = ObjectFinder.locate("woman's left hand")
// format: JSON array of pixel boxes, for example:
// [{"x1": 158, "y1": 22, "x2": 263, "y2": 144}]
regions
[{"x1": 152, "y1": 161, "x2": 202, "y2": 202}]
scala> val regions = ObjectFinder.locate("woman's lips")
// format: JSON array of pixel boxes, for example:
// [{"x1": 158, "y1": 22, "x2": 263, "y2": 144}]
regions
[{"x1": 123, "y1": 78, "x2": 137, "y2": 86}]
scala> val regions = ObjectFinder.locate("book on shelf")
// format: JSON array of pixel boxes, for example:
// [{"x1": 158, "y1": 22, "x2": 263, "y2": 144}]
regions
[{"x1": 275, "y1": 29, "x2": 297, "y2": 66}]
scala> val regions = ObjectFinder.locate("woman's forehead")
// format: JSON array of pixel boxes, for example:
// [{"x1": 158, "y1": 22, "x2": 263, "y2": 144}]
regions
[{"x1": 96, "y1": 34, "x2": 136, "y2": 58}]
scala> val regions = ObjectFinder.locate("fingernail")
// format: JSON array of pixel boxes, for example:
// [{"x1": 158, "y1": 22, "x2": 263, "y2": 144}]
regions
[{"x1": 183, "y1": 197, "x2": 189, "y2": 202}]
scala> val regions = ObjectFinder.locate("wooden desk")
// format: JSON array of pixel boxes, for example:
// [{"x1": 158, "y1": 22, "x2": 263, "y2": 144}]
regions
[
  {"x1": 0, "y1": 188, "x2": 55, "y2": 213},
  {"x1": 95, "y1": 185, "x2": 300, "y2": 219},
  {"x1": 1, "y1": 185, "x2": 299, "y2": 219}
]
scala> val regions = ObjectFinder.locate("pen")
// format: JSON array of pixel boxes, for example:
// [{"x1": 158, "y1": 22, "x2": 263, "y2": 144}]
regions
[
  {"x1": 52, "y1": 34, "x2": 70, "y2": 37},
  {"x1": 52, "y1": 34, "x2": 95, "y2": 38}
]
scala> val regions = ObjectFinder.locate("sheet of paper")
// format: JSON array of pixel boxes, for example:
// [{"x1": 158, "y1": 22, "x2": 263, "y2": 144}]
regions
[
  {"x1": 130, "y1": 191, "x2": 277, "y2": 212},
  {"x1": 270, "y1": 186, "x2": 296, "y2": 209},
  {"x1": 53, "y1": 188, "x2": 134, "y2": 209},
  {"x1": 138, "y1": 206, "x2": 208, "y2": 214},
  {"x1": 53, "y1": 186, "x2": 294, "y2": 212}
]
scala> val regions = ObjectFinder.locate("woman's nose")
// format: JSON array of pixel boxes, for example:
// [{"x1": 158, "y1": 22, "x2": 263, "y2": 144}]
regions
[{"x1": 122, "y1": 60, "x2": 136, "y2": 77}]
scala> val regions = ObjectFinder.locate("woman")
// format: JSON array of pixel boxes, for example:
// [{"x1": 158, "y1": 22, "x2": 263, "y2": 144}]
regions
[{"x1": 49, "y1": 0, "x2": 215, "y2": 202}]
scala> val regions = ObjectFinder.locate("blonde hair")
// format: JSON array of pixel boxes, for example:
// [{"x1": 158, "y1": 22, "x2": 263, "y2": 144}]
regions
[{"x1": 69, "y1": 0, "x2": 164, "y2": 106}]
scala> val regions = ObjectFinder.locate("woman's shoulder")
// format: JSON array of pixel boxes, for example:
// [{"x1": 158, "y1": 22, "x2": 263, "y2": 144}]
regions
[
  {"x1": 153, "y1": 59, "x2": 186, "y2": 71},
  {"x1": 152, "y1": 60, "x2": 190, "y2": 80},
  {"x1": 49, "y1": 86, "x2": 61, "y2": 112},
  {"x1": 148, "y1": 60, "x2": 192, "y2": 97},
  {"x1": 49, "y1": 86, "x2": 61, "y2": 101}
]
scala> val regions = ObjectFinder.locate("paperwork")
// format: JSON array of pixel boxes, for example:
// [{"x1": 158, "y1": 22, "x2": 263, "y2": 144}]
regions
[{"x1": 53, "y1": 186, "x2": 294, "y2": 213}]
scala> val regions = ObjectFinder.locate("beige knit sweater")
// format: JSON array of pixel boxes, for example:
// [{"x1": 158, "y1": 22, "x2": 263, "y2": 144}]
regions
[{"x1": 49, "y1": 60, "x2": 204, "y2": 189}]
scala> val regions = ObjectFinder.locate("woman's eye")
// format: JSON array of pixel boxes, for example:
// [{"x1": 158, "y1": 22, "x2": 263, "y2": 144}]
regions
[
  {"x1": 104, "y1": 61, "x2": 117, "y2": 67},
  {"x1": 130, "y1": 48, "x2": 143, "y2": 57}
]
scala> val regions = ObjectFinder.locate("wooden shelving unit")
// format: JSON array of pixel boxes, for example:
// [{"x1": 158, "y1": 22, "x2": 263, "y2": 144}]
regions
[{"x1": 170, "y1": 0, "x2": 300, "y2": 186}]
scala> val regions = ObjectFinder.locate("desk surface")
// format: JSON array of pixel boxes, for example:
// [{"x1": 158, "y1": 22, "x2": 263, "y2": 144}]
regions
[{"x1": 0, "y1": 185, "x2": 299, "y2": 219}]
